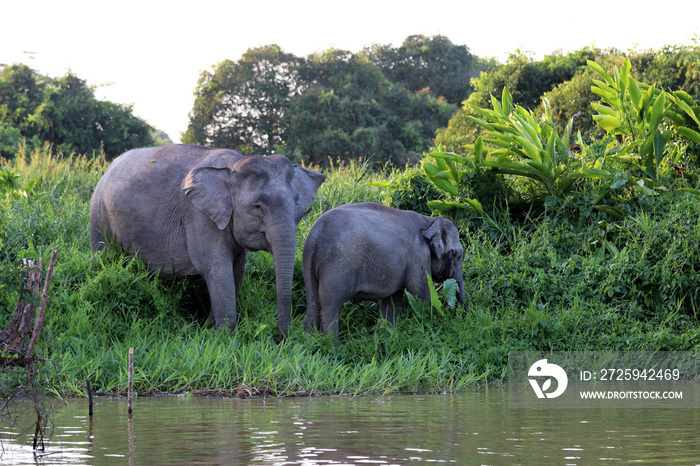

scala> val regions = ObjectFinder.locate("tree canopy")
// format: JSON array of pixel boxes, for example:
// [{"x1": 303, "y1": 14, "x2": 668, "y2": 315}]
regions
[
  {"x1": 282, "y1": 49, "x2": 456, "y2": 166},
  {"x1": 364, "y1": 34, "x2": 479, "y2": 105},
  {"x1": 182, "y1": 45, "x2": 303, "y2": 155},
  {"x1": 435, "y1": 43, "x2": 700, "y2": 154},
  {"x1": 0, "y1": 64, "x2": 155, "y2": 159},
  {"x1": 183, "y1": 35, "x2": 480, "y2": 166}
]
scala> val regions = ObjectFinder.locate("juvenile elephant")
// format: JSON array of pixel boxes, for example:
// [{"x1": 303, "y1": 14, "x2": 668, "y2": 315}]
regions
[
  {"x1": 302, "y1": 202, "x2": 465, "y2": 342},
  {"x1": 89, "y1": 144, "x2": 326, "y2": 341}
]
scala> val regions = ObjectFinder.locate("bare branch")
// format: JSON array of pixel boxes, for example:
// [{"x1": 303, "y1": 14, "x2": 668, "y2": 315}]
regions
[{"x1": 25, "y1": 248, "x2": 58, "y2": 361}]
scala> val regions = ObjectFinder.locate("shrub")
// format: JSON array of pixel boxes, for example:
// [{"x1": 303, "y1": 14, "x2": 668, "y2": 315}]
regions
[
  {"x1": 382, "y1": 165, "x2": 444, "y2": 215},
  {"x1": 542, "y1": 72, "x2": 606, "y2": 143},
  {"x1": 423, "y1": 87, "x2": 589, "y2": 223},
  {"x1": 434, "y1": 48, "x2": 604, "y2": 154}
]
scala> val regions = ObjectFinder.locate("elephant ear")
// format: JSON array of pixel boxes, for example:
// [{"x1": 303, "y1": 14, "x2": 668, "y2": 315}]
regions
[
  {"x1": 291, "y1": 165, "x2": 326, "y2": 223},
  {"x1": 421, "y1": 218, "x2": 446, "y2": 260},
  {"x1": 183, "y1": 167, "x2": 233, "y2": 230}
]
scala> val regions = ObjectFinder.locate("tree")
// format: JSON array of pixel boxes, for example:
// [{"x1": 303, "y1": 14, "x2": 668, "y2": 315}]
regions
[
  {"x1": 283, "y1": 49, "x2": 455, "y2": 166},
  {"x1": 0, "y1": 122, "x2": 23, "y2": 156},
  {"x1": 365, "y1": 34, "x2": 478, "y2": 105},
  {"x1": 37, "y1": 73, "x2": 154, "y2": 159},
  {"x1": 633, "y1": 43, "x2": 700, "y2": 103},
  {"x1": 185, "y1": 43, "x2": 457, "y2": 166},
  {"x1": 0, "y1": 64, "x2": 46, "y2": 129},
  {"x1": 0, "y1": 64, "x2": 154, "y2": 159},
  {"x1": 152, "y1": 129, "x2": 173, "y2": 146},
  {"x1": 183, "y1": 45, "x2": 303, "y2": 154},
  {"x1": 0, "y1": 64, "x2": 47, "y2": 156}
]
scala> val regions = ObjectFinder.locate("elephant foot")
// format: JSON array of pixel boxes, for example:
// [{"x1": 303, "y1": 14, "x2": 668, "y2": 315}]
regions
[{"x1": 302, "y1": 320, "x2": 319, "y2": 334}]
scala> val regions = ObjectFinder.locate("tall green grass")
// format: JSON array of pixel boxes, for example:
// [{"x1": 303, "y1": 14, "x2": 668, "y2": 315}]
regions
[{"x1": 1, "y1": 146, "x2": 698, "y2": 398}]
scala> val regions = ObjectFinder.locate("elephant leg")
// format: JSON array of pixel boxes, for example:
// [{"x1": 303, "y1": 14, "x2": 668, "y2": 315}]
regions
[
  {"x1": 203, "y1": 278, "x2": 216, "y2": 327},
  {"x1": 379, "y1": 291, "x2": 403, "y2": 324},
  {"x1": 406, "y1": 263, "x2": 432, "y2": 302},
  {"x1": 203, "y1": 268, "x2": 237, "y2": 330},
  {"x1": 318, "y1": 284, "x2": 345, "y2": 345},
  {"x1": 194, "y1": 249, "x2": 237, "y2": 330},
  {"x1": 207, "y1": 260, "x2": 245, "y2": 329},
  {"x1": 321, "y1": 306, "x2": 342, "y2": 347},
  {"x1": 320, "y1": 302, "x2": 341, "y2": 338},
  {"x1": 303, "y1": 271, "x2": 322, "y2": 333},
  {"x1": 185, "y1": 221, "x2": 238, "y2": 330}
]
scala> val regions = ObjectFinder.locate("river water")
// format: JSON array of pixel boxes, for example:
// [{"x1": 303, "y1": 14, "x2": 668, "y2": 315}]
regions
[{"x1": 1, "y1": 389, "x2": 699, "y2": 465}]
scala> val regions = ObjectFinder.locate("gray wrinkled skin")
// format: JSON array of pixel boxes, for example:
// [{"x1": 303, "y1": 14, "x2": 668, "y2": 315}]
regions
[
  {"x1": 302, "y1": 202, "x2": 465, "y2": 344},
  {"x1": 89, "y1": 144, "x2": 325, "y2": 341}
]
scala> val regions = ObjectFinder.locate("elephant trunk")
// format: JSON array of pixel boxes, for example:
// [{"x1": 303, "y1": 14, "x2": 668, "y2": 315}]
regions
[
  {"x1": 456, "y1": 273, "x2": 466, "y2": 305},
  {"x1": 268, "y1": 220, "x2": 297, "y2": 343}
]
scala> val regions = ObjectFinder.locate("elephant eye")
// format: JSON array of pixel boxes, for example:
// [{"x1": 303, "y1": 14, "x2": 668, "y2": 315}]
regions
[{"x1": 251, "y1": 204, "x2": 265, "y2": 217}]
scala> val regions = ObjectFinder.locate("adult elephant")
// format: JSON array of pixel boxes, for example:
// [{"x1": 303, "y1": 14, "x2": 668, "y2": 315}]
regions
[{"x1": 89, "y1": 144, "x2": 326, "y2": 341}]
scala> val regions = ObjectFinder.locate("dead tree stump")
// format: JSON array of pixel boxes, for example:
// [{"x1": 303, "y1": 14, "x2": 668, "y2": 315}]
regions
[
  {"x1": 0, "y1": 248, "x2": 57, "y2": 367},
  {"x1": 0, "y1": 248, "x2": 60, "y2": 452}
]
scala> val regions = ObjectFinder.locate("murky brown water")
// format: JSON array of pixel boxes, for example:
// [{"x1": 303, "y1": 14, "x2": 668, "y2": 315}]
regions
[{"x1": 2, "y1": 389, "x2": 699, "y2": 464}]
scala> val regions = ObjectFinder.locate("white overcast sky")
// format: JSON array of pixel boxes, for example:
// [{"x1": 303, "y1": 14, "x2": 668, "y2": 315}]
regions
[{"x1": 3, "y1": 0, "x2": 699, "y2": 143}]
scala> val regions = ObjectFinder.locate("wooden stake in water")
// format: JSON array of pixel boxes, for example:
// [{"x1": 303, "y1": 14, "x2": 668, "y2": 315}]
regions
[
  {"x1": 87, "y1": 377, "x2": 93, "y2": 416},
  {"x1": 127, "y1": 347, "x2": 134, "y2": 415}
]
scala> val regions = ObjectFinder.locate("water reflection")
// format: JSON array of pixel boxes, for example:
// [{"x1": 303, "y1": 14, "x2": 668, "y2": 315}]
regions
[{"x1": 1, "y1": 389, "x2": 699, "y2": 464}]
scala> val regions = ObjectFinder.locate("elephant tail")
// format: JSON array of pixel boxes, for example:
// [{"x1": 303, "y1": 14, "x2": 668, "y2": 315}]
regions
[{"x1": 88, "y1": 191, "x2": 112, "y2": 253}]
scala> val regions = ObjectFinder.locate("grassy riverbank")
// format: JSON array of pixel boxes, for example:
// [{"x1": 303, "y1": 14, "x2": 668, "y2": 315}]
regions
[{"x1": 1, "y1": 146, "x2": 699, "y2": 397}]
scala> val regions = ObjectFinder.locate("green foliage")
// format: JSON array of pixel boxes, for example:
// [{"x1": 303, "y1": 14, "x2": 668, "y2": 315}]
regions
[
  {"x1": 668, "y1": 91, "x2": 700, "y2": 142},
  {"x1": 541, "y1": 71, "x2": 607, "y2": 143},
  {"x1": 405, "y1": 276, "x2": 460, "y2": 320},
  {"x1": 0, "y1": 64, "x2": 154, "y2": 159},
  {"x1": 184, "y1": 36, "x2": 461, "y2": 166},
  {"x1": 468, "y1": 49, "x2": 590, "y2": 112},
  {"x1": 283, "y1": 49, "x2": 456, "y2": 166},
  {"x1": 632, "y1": 43, "x2": 700, "y2": 103},
  {"x1": 305, "y1": 159, "x2": 385, "y2": 219},
  {"x1": 429, "y1": 56, "x2": 700, "y2": 225},
  {"x1": 469, "y1": 88, "x2": 589, "y2": 198},
  {"x1": 435, "y1": 48, "x2": 600, "y2": 154},
  {"x1": 151, "y1": 129, "x2": 173, "y2": 146},
  {"x1": 589, "y1": 58, "x2": 673, "y2": 178},
  {"x1": 364, "y1": 34, "x2": 478, "y2": 105},
  {"x1": 0, "y1": 167, "x2": 20, "y2": 195},
  {"x1": 436, "y1": 44, "x2": 700, "y2": 157},
  {"x1": 422, "y1": 149, "x2": 492, "y2": 219},
  {"x1": 0, "y1": 122, "x2": 23, "y2": 156},
  {"x1": 182, "y1": 45, "x2": 303, "y2": 154},
  {"x1": 424, "y1": 87, "x2": 592, "y2": 223},
  {"x1": 378, "y1": 165, "x2": 444, "y2": 215},
  {"x1": 2, "y1": 115, "x2": 700, "y2": 399},
  {"x1": 586, "y1": 58, "x2": 700, "y2": 192}
]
